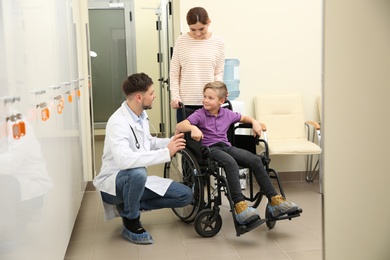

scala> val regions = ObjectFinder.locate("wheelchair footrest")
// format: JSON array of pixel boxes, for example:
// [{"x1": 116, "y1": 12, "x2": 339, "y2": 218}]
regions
[
  {"x1": 236, "y1": 217, "x2": 266, "y2": 236},
  {"x1": 269, "y1": 208, "x2": 303, "y2": 221}
]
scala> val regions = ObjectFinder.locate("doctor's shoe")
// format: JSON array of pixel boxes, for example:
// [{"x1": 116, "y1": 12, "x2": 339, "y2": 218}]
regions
[
  {"x1": 235, "y1": 201, "x2": 259, "y2": 225},
  {"x1": 268, "y1": 195, "x2": 298, "y2": 217},
  {"x1": 121, "y1": 216, "x2": 153, "y2": 244},
  {"x1": 122, "y1": 227, "x2": 154, "y2": 244}
]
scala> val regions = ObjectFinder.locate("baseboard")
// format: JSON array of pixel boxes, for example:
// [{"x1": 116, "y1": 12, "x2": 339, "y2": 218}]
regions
[
  {"x1": 85, "y1": 181, "x2": 96, "y2": 191},
  {"x1": 277, "y1": 171, "x2": 320, "y2": 182}
]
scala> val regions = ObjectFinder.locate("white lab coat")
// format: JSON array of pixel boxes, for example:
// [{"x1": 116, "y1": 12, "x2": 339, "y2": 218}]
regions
[{"x1": 93, "y1": 101, "x2": 172, "y2": 220}]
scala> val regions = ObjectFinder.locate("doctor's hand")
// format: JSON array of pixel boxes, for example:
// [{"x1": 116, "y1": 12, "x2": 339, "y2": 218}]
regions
[{"x1": 168, "y1": 133, "x2": 186, "y2": 157}]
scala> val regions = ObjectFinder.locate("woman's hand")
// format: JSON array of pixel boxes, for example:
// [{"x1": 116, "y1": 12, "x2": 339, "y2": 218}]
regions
[{"x1": 170, "y1": 99, "x2": 182, "y2": 109}]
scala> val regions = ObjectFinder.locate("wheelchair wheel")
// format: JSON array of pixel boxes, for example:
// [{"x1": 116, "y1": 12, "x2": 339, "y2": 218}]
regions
[
  {"x1": 265, "y1": 203, "x2": 276, "y2": 229},
  {"x1": 164, "y1": 148, "x2": 204, "y2": 223},
  {"x1": 194, "y1": 209, "x2": 222, "y2": 238}
]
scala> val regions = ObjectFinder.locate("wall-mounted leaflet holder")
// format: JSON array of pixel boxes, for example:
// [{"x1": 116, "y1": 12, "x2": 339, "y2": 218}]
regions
[
  {"x1": 37, "y1": 102, "x2": 50, "y2": 122},
  {"x1": 3, "y1": 96, "x2": 25, "y2": 139},
  {"x1": 61, "y1": 82, "x2": 72, "y2": 103},
  {"x1": 7, "y1": 113, "x2": 26, "y2": 139},
  {"x1": 54, "y1": 95, "x2": 64, "y2": 114},
  {"x1": 30, "y1": 89, "x2": 49, "y2": 122},
  {"x1": 77, "y1": 78, "x2": 84, "y2": 97},
  {"x1": 72, "y1": 80, "x2": 81, "y2": 98},
  {"x1": 49, "y1": 85, "x2": 64, "y2": 114},
  {"x1": 66, "y1": 91, "x2": 73, "y2": 103}
]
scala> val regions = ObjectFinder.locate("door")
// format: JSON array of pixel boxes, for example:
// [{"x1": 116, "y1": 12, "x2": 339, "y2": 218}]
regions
[
  {"x1": 88, "y1": 5, "x2": 136, "y2": 129},
  {"x1": 89, "y1": 9, "x2": 126, "y2": 128},
  {"x1": 157, "y1": 0, "x2": 176, "y2": 137},
  {"x1": 88, "y1": 1, "x2": 136, "y2": 176}
]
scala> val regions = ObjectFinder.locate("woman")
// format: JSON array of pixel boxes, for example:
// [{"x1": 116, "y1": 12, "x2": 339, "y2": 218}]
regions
[{"x1": 170, "y1": 7, "x2": 225, "y2": 122}]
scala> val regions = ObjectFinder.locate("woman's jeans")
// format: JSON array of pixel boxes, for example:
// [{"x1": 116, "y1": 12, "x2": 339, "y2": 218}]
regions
[
  {"x1": 210, "y1": 142, "x2": 278, "y2": 204},
  {"x1": 101, "y1": 167, "x2": 193, "y2": 220}
]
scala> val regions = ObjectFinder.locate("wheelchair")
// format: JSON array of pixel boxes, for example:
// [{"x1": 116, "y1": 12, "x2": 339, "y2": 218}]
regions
[{"x1": 164, "y1": 101, "x2": 302, "y2": 238}]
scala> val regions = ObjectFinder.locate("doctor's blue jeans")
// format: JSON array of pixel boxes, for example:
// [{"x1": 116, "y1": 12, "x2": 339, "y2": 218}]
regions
[{"x1": 100, "y1": 167, "x2": 192, "y2": 220}]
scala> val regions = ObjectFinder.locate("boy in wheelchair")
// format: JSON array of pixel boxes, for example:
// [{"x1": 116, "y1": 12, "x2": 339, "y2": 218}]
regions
[{"x1": 176, "y1": 81, "x2": 299, "y2": 225}]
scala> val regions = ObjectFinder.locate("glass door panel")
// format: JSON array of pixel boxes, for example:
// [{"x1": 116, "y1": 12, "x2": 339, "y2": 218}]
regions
[{"x1": 89, "y1": 9, "x2": 127, "y2": 128}]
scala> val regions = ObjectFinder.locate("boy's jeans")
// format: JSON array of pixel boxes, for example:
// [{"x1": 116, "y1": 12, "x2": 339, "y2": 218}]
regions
[{"x1": 210, "y1": 143, "x2": 278, "y2": 204}]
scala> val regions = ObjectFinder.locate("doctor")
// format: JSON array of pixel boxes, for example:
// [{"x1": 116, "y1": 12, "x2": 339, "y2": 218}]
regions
[{"x1": 93, "y1": 72, "x2": 192, "y2": 245}]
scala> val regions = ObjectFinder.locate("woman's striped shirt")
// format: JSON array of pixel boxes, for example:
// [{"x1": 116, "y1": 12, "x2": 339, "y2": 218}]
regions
[{"x1": 169, "y1": 33, "x2": 225, "y2": 105}]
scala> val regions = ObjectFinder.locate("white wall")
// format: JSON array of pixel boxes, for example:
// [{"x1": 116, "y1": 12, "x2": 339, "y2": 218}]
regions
[
  {"x1": 179, "y1": 0, "x2": 322, "y2": 120},
  {"x1": 178, "y1": 0, "x2": 323, "y2": 172},
  {"x1": 0, "y1": 0, "x2": 91, "y2": 259},
  {"x1": 323, "y1": 0, "x2": 390, "y2": 259}
]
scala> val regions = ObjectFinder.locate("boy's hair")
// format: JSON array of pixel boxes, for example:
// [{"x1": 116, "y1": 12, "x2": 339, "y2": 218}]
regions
[
  {"x1": 122, "y1": 72, "x2": 153, "y2": 96},
  {"x1": 203, "y1": 81, "x2": 228, "y2": 100}
]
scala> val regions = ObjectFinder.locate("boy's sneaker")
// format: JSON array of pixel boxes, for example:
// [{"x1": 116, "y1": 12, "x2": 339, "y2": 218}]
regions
[
  {"x1": 268, "y1": 195, "x2": 299, "y2": 217},
  {"x1": 235, "y1": 201, "x2": 260, "y2": 225}
]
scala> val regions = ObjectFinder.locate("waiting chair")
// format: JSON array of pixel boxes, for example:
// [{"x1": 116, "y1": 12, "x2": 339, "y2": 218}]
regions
[
  {"x1": 306, "y1": 95, "x2": 323, "y2": 192},
  {"x1": 253, "y1": 93, "x2": 322, "y2": 184}
]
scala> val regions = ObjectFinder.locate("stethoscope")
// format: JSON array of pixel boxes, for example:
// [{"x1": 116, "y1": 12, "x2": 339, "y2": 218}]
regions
[
  {"x1": 130, "y1": 125, "x2": 141, "y2": 149},
  {"x1": 130, "y1": 118, "x2": 152, "y2": 149}
]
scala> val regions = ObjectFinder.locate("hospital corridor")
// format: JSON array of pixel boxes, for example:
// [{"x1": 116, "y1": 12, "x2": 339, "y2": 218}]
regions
[{"x1": 1, "y1": 0, "x2": 389, "y2": 260}]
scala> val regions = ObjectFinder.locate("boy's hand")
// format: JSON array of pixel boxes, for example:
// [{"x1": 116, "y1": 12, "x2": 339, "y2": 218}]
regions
[
  {"x1": 168, "y1": 133, "x2": 186, "y2": 157},
  {"x1": 191, "y1": 126, "x2": 204, "y2": 142},
  {"x1": 252, "y1": 120, "x2": 263, "y2": 137}
]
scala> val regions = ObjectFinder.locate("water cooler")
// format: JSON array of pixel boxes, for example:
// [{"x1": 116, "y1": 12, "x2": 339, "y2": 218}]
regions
[
  {"x1": 224, "y1": 59, "x2": 240, "y2": 100},
  {"x1": 224, "y1": 59, "x2": 246, "y2": 134}
]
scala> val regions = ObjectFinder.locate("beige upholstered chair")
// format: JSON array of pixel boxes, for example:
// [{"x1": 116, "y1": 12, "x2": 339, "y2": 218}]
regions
[
  {"x1": 313, "y1": 95, "x2": 322, "y2": 171},
  {"x1": 254, "y1": 93, "x2": 322, "y2": 184},
  {"x1": 308, "y1": 95, "x2": 323, "y2": 192}
]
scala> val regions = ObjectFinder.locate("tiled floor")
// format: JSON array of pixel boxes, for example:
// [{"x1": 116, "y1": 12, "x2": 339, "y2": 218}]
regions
[{"x1": 64, "y1": 178, "x2": 322, "y2": 260}]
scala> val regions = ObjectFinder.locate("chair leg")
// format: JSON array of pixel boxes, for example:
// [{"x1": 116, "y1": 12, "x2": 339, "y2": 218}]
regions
[
  {"x1": 306, "y1": 153, "x2": 321, "y2": 182},
  {"x1": 306, "y1": 158, "x2": 319, "y2": 182},
  {"x1": 306, "y1": 154, "x2": 322, "y2": 194}
]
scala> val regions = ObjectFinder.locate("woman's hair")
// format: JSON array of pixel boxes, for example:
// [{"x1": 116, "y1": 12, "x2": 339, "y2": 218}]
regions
[
  {"x1": 203, "y1": 81, "x2": 228, "y2": 100},
  {"x1": 186, "y1": 7, "x2": 210, "y2": 25},
  {"x1": 122, "y1": 72, "x2": 153, "y2": 96}
]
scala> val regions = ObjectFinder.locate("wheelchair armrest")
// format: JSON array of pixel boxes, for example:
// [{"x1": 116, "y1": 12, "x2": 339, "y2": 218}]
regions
[
  {"x1": 234, "y1": 122, "x2": 268, "y2": 147},
  {"x1": 305, "y1": 120, "x2": 321, "y2": 144},
  {"x1": 236, "y1": 123, "x2": 267, "y2": 131},
  {"x1": 306, "y1": 120, "x2": 320, "y2": 130},
  {"x1": 235, "y1": 123, "x2": 252, "y2": 130},
  {"x1": 235, "y1": 123, "x2": 266, "y2": 131},
  {"x1": 183, "y1": 132, "x2": 204, "y2": 160}
]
